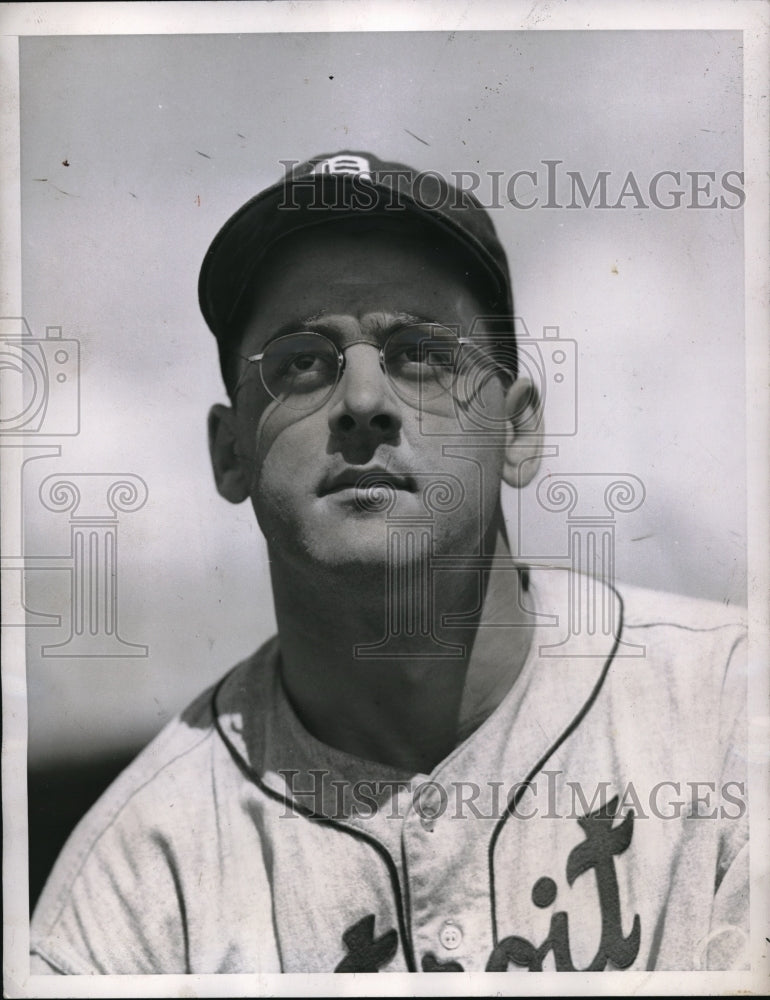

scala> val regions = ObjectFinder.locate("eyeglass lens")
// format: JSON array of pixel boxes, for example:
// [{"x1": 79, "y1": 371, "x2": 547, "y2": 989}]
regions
[{"x1": 258, "y1": 325, "x2": 463, "y2": 411}]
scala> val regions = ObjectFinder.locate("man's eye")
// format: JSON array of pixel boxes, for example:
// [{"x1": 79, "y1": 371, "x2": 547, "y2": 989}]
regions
[
  {"x1": 398, "y1": 344, "x2": 422, "y2": 363},
  {"x1": 388, "y1": 332, "x2": 431, "y2": 365},
  {"x1": 392, "y1": 343, "x2": 455, "y2": 370},
  {"x1": 287, "y1": 353, "x2": 324, "y2": 373},
  {"x1": 274, "y1": 352, "x2": 338, "y2": 389}
]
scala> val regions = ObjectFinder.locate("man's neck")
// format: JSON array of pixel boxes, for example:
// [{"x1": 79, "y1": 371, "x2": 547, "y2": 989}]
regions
[{"x1": 269, "y1": 529, "x2": 533, "y2": 774}]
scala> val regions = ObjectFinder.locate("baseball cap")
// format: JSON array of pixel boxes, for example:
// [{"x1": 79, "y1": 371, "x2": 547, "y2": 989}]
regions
[{"x1": 198, "y1": 151, "x2": 514, "y2": 350}]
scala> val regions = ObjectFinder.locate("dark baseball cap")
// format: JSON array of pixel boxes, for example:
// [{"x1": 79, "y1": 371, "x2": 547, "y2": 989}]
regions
[{"x1": 199, "y1": 150, "x2": 514, "y2": 350}]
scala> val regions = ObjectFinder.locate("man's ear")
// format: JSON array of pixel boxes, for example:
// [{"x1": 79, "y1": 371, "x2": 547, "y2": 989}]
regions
[
  {"x1": 501, "y1": 377, "x2": 544, "y2": 489},
  {"x1": 208, "y1": 404, "x2": 251, "y2": 504}
]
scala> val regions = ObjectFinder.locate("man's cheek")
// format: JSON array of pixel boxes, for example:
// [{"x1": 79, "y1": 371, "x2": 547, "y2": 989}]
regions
[
  {"x1": 249, "y1": 456, "x2": 302, "y2": 545},
  {"x1": 250, "y1": 420, "x2": 321, "y2": 517},
  {"x1": 253, "y1": 401, "x2": 291, "y2": 456},
  {"x1": 242, "y1": 406, "x2": 304, "y2": 489}
]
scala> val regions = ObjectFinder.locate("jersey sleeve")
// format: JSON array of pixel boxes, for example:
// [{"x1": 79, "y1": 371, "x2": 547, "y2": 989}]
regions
[
  {"x1": 30, "y1": 788, "x2": 191, "y2": 974},
  {"x1": 29, "y1": 692, "x2": 222, "y2": 975}
]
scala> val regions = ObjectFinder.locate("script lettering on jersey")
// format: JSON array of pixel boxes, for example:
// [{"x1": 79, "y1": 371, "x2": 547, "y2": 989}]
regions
[
  {"x1": 335, "y1": 914, "x2": 398, "y2": 972},
  {"x1": 421, "y1": 952, "x2": 465, "y2": 971},
  {"x1": 334, "y1": 796, "x2": 640, "y2": 972},
  {"x1": 487, "y1": 795, "x2": 641, "y2": 972}
]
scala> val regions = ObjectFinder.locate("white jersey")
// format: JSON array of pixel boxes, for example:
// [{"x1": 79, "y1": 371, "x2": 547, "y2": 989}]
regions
[{"x1": 30, "y1": 569, "x2": 748, "y2": 973}]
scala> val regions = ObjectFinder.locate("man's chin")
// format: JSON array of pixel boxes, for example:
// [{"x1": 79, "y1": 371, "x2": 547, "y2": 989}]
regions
[
  {"x1": 311, "y1": 529, "x2": 393, "y2": 572},
  {"x1": 295, "y1": 522, "x2": 437, "y2": 578}
]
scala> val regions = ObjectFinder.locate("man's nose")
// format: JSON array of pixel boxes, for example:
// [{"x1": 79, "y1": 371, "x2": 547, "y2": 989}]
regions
[{"x1": 327, "y1": 343, "x2": 402, "y2": 439}]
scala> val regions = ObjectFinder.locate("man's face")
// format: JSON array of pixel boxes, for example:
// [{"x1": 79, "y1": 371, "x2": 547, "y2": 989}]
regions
[{"x1": 222, "y1": 218, "x2": 514, "y2": 574}]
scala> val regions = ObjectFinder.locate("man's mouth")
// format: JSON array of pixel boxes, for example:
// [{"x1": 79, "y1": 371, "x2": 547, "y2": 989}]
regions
[{"x1": 318, "y1": 467, "x2": 418, "y2": 497}]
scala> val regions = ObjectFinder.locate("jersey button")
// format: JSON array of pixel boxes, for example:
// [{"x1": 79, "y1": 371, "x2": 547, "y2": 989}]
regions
[
  {"x1": 415, "y1": 782, "x2": 442, "y2": 830},
  {"x1": 439, "y1": 920, "x2": 463, "y2": 950}
]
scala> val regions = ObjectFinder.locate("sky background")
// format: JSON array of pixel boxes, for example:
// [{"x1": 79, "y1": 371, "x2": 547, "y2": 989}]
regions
[{"x1": 15, "y1": 30, "x2": 745, "y2": 766}]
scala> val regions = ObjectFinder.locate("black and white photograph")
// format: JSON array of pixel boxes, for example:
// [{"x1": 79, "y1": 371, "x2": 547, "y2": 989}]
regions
[{"x1": 1, "y1": 2, "x2": 768, "y2": 996}]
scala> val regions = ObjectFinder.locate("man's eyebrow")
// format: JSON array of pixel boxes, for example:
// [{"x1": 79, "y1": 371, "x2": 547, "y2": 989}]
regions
[
  {"x1": 365, "y1": 311, "x2": 431, "y2": 329},
  {"x1": 296, "y1": 311, "x2": 326, "y2": 328},
  {"x1": 264, "y1": 315, "x2": 324, "y2": 340},
  {"x1": 266, "y1": 311, "x2": 434, "y2": 339},
  {"x1": 256, "y1": 314, "x2": 332, "y2": 342}
]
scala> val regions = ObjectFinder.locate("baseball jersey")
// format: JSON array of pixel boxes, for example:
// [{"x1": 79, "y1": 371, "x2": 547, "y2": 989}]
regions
[{"x1": 30, "y1": 568, "x2": 749, "y2": 974}]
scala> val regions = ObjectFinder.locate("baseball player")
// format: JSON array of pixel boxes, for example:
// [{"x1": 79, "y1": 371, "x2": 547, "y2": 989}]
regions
[{"x1": 30, "y1": 152, "x2": 748, "y2": 974}]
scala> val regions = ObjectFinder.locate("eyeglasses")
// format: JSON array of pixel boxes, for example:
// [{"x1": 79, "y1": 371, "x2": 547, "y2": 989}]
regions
[{"x1": 236, "y1": 323, "x2": 500, "y2": 413}]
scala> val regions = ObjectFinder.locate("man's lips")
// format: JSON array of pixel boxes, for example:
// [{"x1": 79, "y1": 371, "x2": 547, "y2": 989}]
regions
[{"x1": 318, "y1": 467, "x2": 418, "y2": 497}]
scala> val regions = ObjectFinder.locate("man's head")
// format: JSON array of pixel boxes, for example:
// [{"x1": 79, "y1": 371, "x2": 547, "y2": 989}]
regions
[
  {"x1": 201, "y1": 153, "x2": 542, "y2": 574},
  {"x1": 199, "y1": 152, "x2": 518, "y2": 396}
]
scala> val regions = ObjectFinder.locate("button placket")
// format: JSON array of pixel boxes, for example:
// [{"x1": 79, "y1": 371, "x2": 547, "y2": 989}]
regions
[{"x1": 401, "y1": 768, "x2": 496, "y2": 970}]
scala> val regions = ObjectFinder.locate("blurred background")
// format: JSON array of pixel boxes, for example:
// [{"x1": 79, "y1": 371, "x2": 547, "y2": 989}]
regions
[{"x1": 14, "y1": 30, "x2": 744, "y2": 903}]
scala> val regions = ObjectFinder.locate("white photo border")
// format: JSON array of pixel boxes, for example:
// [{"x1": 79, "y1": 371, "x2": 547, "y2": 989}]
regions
[{"x1": 2, "y1": 2, "x2": 768, "y2": 997}]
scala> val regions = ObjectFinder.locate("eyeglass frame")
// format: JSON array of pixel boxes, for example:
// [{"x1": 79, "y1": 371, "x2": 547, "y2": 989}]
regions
[{"x1": 232, "y1": 323, "x2": 511, "y2": 413}]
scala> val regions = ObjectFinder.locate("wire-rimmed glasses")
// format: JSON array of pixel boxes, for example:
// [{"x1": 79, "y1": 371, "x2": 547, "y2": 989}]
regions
[{"x1": 238, "y1": 323, "x2": 479, "y2": 413}]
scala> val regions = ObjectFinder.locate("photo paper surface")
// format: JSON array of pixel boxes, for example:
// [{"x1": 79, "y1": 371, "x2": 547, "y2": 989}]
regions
[{"x1": 2, "y1": 2, "x2": 768, "y2": 996}]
